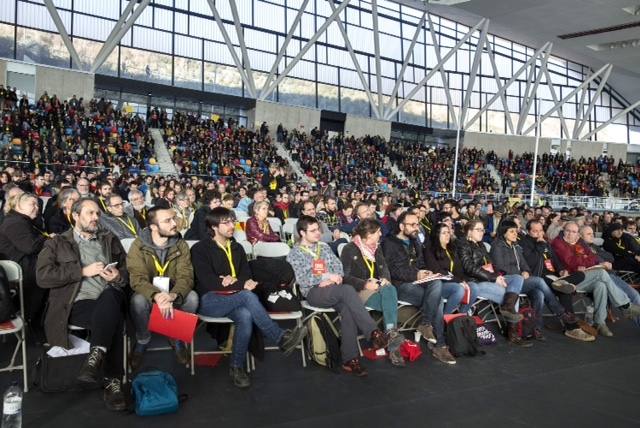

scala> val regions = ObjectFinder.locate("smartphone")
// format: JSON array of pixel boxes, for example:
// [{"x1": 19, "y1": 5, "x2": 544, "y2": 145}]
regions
[{"x1": 103, "y1": 262, "x2": 118, "y2": 271}]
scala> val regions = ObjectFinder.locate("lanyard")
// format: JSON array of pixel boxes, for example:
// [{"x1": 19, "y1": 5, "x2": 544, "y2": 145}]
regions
[
  {"x1": 260, "y1": 221, "x2": 270, "y2": 234},
  {"x1": 99, "y1": 197, "x2": 108, "y2": 211},
  {"x1": 421, "y1": 219, "x2": 432, "y2": 233},
  {"x1": 445, "y1": 248, "x2": 454, "y2": 272},
  {"x1": 363, "y1": 256, "x2": 375, "y2": 279},
  {"x1": 33, "y1": 225, "x2": 50, "y2": 238},
  {"x1": 616, "y1": 239, "x2": 626, "y2": 251},
  {"x1": 152, "y1": 255, "x2": 170, "y2": 276},
  {"x1": 216, "y1": 240, "x2": 236, "y2": 278},
  {"x1": 140, "y1": 207, "x2": 146, "y2": 221},
  {"x1": 300, "y1": 244, "x2": 321, "y2": 260},
  {"x1": 117, "y1": 216, "x2": 137, "y2": 236},
  {"x1": 66, "y1": 213, "x2": 73, "y2": 226}
]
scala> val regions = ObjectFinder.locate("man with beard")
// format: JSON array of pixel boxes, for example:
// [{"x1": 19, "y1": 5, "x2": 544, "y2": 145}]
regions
[
  {"x1": 96, "y1": 181, "x2": 112, "y2": 212},
  {"x1": 46, "y1": 187, "x2": 80, "y2": 234},
  {"x1": 126, "y1": 189, "x2": 148, "y2": 228},
  {"x1": 126, "y1": 206, "x2": 198, "y2": 370},
  {"x1": 100, "y1": 194, "x2": 140, "y2": 239},
  {"x1": 36, "y1": 198, "x2": 129, "y2": 411}
]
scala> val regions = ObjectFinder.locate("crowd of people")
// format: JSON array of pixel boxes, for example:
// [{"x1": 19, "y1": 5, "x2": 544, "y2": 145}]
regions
[{"x1": 2, "y1": 91, "x2": 640, "y2": 413}]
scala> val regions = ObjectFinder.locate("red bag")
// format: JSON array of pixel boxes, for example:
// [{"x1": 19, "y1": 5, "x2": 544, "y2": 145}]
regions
[{"x1": 399, "y1": 340, "x2": 422, "y2": 362}]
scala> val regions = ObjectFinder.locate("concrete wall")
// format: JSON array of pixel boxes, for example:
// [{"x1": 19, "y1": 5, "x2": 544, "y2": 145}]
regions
[
  {"x1": 0, "y1": 59, "x2": 94, "y2": 101},
  {"x1": 344, "y1": 115, "x2": 391, "y2": 140},
  {"x1": 463, "y1": 131, "x2": 628, "y2": 161},
  {"x1": 251, "y1": 100, "x2": 320, "y2": 133}
]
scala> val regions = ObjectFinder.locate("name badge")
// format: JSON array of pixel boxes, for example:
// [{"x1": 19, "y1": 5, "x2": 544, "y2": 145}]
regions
[
  {"x1": 544, "y1": 259, "x2": 555, "y2": 272},
  {"x1": 153, "y1": 276, "x2": 170, "y2": 293},
  {"x1": 482, "y1": 263, "x2": 494, "y2": 273},
  {"x1": 312, "y1": 259, "x2": 327, "y2": 275}
]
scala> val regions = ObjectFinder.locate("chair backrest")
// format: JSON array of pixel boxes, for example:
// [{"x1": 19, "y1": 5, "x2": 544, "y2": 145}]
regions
[
  {"x1": 235, "y1": 211, "x2": 249, "y2": 222},
  {"x1": 120, "y1": 238, "x2": 135, "y2": 253},
  {"x1": 186, "y1": 240, "x2": 198, "y2": 249},
  {"x1": 237, "y1": 240, "x2": 253, "y2": 259},
  {"x1": 593, "y1": 237, "x2": 604, "y2": 247},
  {"x1": 234, "y1": 230, "x2": 247, "y2": 242},
  {"x1": 0, "y1": 260, "x2": 23, "y2": 314},
  {"x1": 337, "y1": 242, "x2": 347, "y2": 257},
  {"x1": 267, "y1": 217, "x2": 282, "y2": 234},
  {"x1": 483, "y1": 242, "x2": 491, "y2": 253},
  {"x1": 253, "y1": 242, "x2": 290, "y2": 258},
  {"x1": 282, "y1": 221, "x2": 297, "y2": 236},
  {"x1": 283, "y1": 218, "x2": 298, "y2": 228}
]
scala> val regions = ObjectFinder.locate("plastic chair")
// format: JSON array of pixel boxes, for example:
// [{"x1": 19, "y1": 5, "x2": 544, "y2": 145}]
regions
[
  {"x1": 120, "y1": 238, "x2": 135, "y2": 253},
  {"x1": 0, "y1": 261, "x2": 28, "y2": 392},
  {"x1": 253, "y1": 242, "x2": 290, "y2": 258}
]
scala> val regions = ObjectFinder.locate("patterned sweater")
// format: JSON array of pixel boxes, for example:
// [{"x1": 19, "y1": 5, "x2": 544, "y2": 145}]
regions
[{"x1": 286, "y1": 242, "x2": 343, "y2": 297}]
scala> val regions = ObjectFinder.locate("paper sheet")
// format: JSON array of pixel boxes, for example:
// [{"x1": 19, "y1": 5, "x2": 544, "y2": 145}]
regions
[{"x1": 46, "y1": 334, "x2": 91, "y2": 358}]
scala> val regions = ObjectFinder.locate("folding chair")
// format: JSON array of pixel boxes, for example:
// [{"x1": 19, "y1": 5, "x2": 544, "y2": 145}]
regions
[
  {"x1": 337, "y1": 243, "x2": 347, "y2": 257},
  {"x1": 0, "y1": 261, "x2": 28, "y2": 392},
  {"x1": 253, "y1": 242, "x2": 290, "y2": 258},
  {"x1": 265, "y1": 311, "x2": 306, "y2": 367},
  {"x1": 233, "y1": 230, "x2": 247, "y2": 242},
  {"x1": 267, "y1": 217, "x2": 283, "y2": 236},
  {"x1": 120, "y1": 238, "x2": 135, "y2": 253},
  {"x1": 396, "y1": 300, "x2": 422, "y2": 333},
  {"x1": 472, "y1": 297, "x2": 503, "y2": 330},
  {"x1": 190, "y1": 315, "x2": 253, "y2": 375},
  {"x1": 281, "y1": 221, "x2": 297, "y2": 241},
  {"x1": 186, "y1": 240, "x2": 198, "y2": 249}
]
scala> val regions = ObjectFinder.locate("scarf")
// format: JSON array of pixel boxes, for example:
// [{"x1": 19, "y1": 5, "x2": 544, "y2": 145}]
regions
[{"x1": 352, "y1": 234, "x2": 378, "y2": 262}]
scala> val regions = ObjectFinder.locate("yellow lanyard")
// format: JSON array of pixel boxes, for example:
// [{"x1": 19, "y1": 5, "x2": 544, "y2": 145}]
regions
[
  {"x1": 543, "y1": 252, "x2": 549, "y2": 260},
  {"x1": 261, "y1": 221, "x2": 270, "y2": 234},
  {"x1": 363, "y1": 256, "x2": 375, "y2": 279},
  {"x1": 33, "y1": 225, "x2": 50, "y2": 238},
  {"x1": 66, "y1": 213, "x2": 73, "y2": 227},
  {"x1": 140, "y1": 208, "x2": 147, "y2": 221},
  {"x1": 421, "y1": 219, "x2": 432, "y2": 233},
  {"x1": 283, "y1": 209, "x2": 288, "y2": 219},
  {"x1": 445, "y1": 248, "x2": 454, "y2": 272},
  {"x1": 152, "y1": 256, "x2": 170, "y2": 276},
  {"x1": 99, "y1": 197, "x2": 108, "y2": 211},
  {"x1": 216, "y1": 240, "x2": 236, "y2": 278},
  {"x1": 117, "y1": 216, "x2": 137, "y2": 236},
  {"x1": 616, "y1": 239, "x2": 626, "y2": 251},
  {"x1": 300, "y1": 244, "x2": 321, "y2": 260}
]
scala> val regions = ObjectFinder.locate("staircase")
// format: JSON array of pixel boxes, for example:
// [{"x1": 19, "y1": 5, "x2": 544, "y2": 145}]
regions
[
  {"x1": 270, "y1": 138, "x2": 308, "y2": 183},
  {"x1": 384, "y1": 155, "x2": 414, "y2": 188},
  {"x1": 149, "y1": 128, "x2": 178, "y2": 175},
  {"x1": 486, "y1": 164, "x2": 502, "y2": 186}
]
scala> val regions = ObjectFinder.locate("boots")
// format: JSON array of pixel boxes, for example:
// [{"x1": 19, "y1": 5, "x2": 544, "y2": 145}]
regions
[
  {"x1": 507, "y1": 323, "x2": 533, "y2": 348},
  {"x1": 500, "y1": 292, "x2": 524, "y2": 323}
]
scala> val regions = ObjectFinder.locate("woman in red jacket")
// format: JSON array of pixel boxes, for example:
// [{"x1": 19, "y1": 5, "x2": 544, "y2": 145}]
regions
[{"x1": 245, "y1": 200, "x2": 280, "y2": 244}]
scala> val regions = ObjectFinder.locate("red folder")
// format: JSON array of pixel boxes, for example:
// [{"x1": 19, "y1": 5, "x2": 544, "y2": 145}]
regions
[{"x1": 148, "y1": 304, "x2": 198, "y2": 344}]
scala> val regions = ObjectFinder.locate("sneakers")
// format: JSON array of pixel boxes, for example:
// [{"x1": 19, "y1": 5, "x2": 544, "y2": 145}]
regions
[
  {"x1": 387, "y1": 330, "x2": 405, "y2": 353},
  {"x1": 576, "y1": 319, "x2": 599, "y2": 337},
  {"x1": 621, "y1": 303, "x2": 640, "y2": 319},
  {"x1": 389, "y1": 349, "x2": 406, "y2": 367},
  {"x1": 77, "y1": 347, "x2": 105, "y2": 384},
  {"x1": 533, "y1": 328, "x2": 547, "y2": 342},
  {"x1": 103, "y1": 378, "x2": 127, "y2": 412},
  {"x1": 597, "y1": 323, "x2": 613, "y2": 337},
  {"x1": 551, "y1": 279, "x2": 576, "y2": 294},
  {"x1": 370, "y1": 329, "x2": 390, "y2": 350},
  {"x1": 499, "y1": 307, "x2": 524, "y2": 323},
  {"x1": 564, "y1": 328, "x2": 596, "y2": 342},
  {"x1": 229, "y1": 366, "x2": 251, "y2": 388},
  {"x1": 416, "y1": 324, "x2": 437, "y2": 344},
  {"x1": 279, "y1": 325, "x2": 308, "y2": 356},
  {"x1": 129, "y1": 342, "x2": 147, "y2": 371},
  {"x1": 169, "y1": 339, "x2": 189, "y2": 365},
  {"x1": 342, "y1": 358, "x2": 368, "y2": 376},
  {"x1": 431, "y1": 346, "x2": 456, "y2": 365}
]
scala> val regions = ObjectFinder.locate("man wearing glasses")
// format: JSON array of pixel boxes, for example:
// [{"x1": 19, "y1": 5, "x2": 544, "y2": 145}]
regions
[
  {"x1": 551, "y1": 221, "x2": 640, "y2": 337},
  {"x1": 99, "y1": 194, "x2": 140, "y2": 239}
]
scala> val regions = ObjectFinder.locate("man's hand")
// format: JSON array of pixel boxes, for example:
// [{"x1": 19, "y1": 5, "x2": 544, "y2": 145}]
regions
[
  {"x1": 220, "y1": 275, "x2": 237, "y2": 287},
  {"x1": 153, "y1": 292, "x2": 173, "y2": 306},
  {"x1": 521, "y1": 271, "x2": 530, "y2": 279},
  {"x1": 244, "y1": 279, "x2": 258, "y2": 291},
  {"x1": 332, "y1": 229, "x2": 342, "y2": 241},
  {"x1": 577, "y1": 266, "x2": 587, "y2": 272},
  {"x1": 496, "y1": 276, "x2": 507, "y2": 288},
  {"x1": 364, "y1": 279, "x2": 379, "y2": 291},
  {"x1": 99, "y1": 266, "x2": 120, "y2": 283},
  {"x1": 559, "y1": 270, "x2": 569, "y2": 277},
  {"x1": 82, "y1": 262, "x2": 105, "y2": 278},
  {"x1": 318, "y1": 280, "x2": 335, "y2": 288},
  {"x1": 158, "y1": 301, "x2": 174, "y2": 319},
  {"x1": 328, "y1": 274, "x2": 343, "y2": 284},
  {"x1": 417, "y1": 270, "x2": 433, "y2": 280},
  {"x1": 603, "y1": 261, "x2": 613, "y2": 270}
]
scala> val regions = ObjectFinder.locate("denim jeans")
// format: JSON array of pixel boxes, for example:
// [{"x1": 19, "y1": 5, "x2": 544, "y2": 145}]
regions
[
  {"x1": 441, "y1": 282, "x2": 465, "y2": 314},
  {"x1": 130, "y1": 291, "x2": 199, "y2": 344},
  {"x1": 610, "y1": 273, "x2": 640, "y2": 327},
  {"x1": 364, "y1": 284, "x2": 398, "y2": 330},
  {"x1": 576, "y1": 269, "x2": 630, "y2": 325},
  {"x1": 461, "y1": 274, "x2": 524, "y2": 313},
  {"x1": 521, "y1": 276, "x2": 565, "y2": 328},
  {"x1": 396, "y1": 280, "x2": 445, "y2": 346},
  {"x1": 199, "y1": 290, "x2": 284, "y2": 368}
]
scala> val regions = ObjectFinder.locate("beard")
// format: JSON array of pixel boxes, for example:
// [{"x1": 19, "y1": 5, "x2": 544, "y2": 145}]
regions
[{"x1": 158, "y1": 227, "x2": 178, "y2": 237}]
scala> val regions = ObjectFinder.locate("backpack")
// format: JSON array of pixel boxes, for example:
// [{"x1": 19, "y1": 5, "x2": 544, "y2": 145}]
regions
[
  {"x1": 306, "y1": 313, "x2": 341, "y2": 371},
  {"x1": 132, "y1": 370, "x2": 183, "y2": 416},
  {"x1": 517, "y1": 307, "x2": 536, "y2": 339},
  {"x1": 0, "y1": 265, "x2": 16, "y2": 323},
  {"x1": 445, "y1": 315, "x2": 484, "y2": 357}
]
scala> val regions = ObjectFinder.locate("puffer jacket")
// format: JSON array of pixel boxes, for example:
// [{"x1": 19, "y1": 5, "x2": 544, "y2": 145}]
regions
[
  {"x1": 456, "y1": 238, "x2": 498, "y2": 282},
  {"x1": 489, "y1": 238, "x2": 531, "y2": 276}
]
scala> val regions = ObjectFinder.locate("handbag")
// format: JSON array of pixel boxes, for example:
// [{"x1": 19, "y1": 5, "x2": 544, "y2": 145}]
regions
[
  {"x1": 32, "y1": 351, "x2": 101, "y2": 393},
  {"x1": 399, "y1": 340, "x2": 422, "y2": 362}
]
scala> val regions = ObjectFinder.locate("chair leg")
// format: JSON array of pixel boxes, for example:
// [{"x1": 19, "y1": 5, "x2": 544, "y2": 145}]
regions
[
  {"x1": 21, "y1": 327, "x2": 28, "y2": 393},
  {"x1": 190, "y1": 336, "x2": 196, "y2": 376},
  {"x1": 122, "y1": 333, "x2": 128, "y2": 384}
]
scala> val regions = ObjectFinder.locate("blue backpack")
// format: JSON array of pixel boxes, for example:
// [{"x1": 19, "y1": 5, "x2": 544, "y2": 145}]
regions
[{"x1": 132, "y1": 371, "x2": 182, "y2": 416}]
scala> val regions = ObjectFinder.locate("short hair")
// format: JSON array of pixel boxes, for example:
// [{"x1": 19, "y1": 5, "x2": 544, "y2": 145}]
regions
[
  {"x1": 253, "y1": 200, "x2": 270, "y2": 213},
  {"x1": 58, "y1": 187, "x2": 80, "y2": 207},
  {"x1": 354, "y1": 202, "x2": 369, "y2": 217},
  {"x1": 105, "y1": 193, "x2": 122, "y2": 206},
  {"x1": 222, "y1": 193, "x2": 234, "y2": 203},
  {"x1": 579, "y1": 225, "x2": 593, "y2": 236},
  {"x1": 205, "y1": 207, "x2": 235, "y2": 232},
  {"x1": 464, "y1": 219, "x2": 484, "y2": 235},
  {"x1": 146, "y1": 205, "x2": 171, "y2": 226},
  {"x1": 296, "y1": 215, "x2": 318, "y2": 234},
  {"x1": 175, "y1": 191, "x2": 189, "y2": 202},
  {"x1": 202, "y1": 190, "x2": 222, "y2": 206},
  {"x1": 128, "y1": 189, "x2": 143, "y2": 200},
  {"x1": 354, "y1": 218, "x2": 381, "y2": 239},
  {"x1": 99, "y1": 181, "x2": 111, "y2": 189},
  {"x1": 71, "y1": 197, "x2": 99, "y2": 215},
  {"x1": 396, "y1": 210, "x2": 417, "y2": 231},
  {"x1": 563, "y1": 221, "x2": 579, "y2": 232},
  {"x1": 526, "y1": 219, "x2": 542, "y2": 231},
  {"x1": 496, "y1": 220, "x2": 518, "y2": 238}
]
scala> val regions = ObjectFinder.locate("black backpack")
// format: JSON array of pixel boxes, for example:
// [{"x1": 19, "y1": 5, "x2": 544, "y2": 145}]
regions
[
  {"x1": 0, "y1": 265, "x2": 16, "y2": 323},
  {"x1": 306, "y1": 313, "x2": 341, "y2": 371},
  {"x1": 445, "y1": 316, "x2": 484, "y2": 357}
]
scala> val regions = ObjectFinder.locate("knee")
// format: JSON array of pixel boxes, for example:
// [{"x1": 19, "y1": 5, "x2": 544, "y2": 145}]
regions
[
  {"x1": 181, "y1": 291, "x2": 199, "y2": 313},
  {"x1": 381, "y1": 284, "x2": 398, "y2": 300},
  {"x1": 239, "y1": 289, "x2": 260, "y2": 305},
  {"x1": 130, "y1": 293, "x2": 150, "y2": 312},
  {"x1": 233, "y1": 307, "x2": 253, "y2": 327}
]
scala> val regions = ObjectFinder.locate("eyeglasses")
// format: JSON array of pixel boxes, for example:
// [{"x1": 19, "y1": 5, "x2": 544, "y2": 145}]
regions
[
  {"x1": 403, "y1": 222, "x2": 419, "y2": 227},
  {"x1": 473, "y1": 228, "x2": 485, "y2": 232},
  {"x1": 110, "y1": 203, "x2": 124, "y2": 208}
]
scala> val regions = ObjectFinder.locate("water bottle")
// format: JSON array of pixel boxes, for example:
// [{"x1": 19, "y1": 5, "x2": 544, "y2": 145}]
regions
[
  {"x1": 585, "y1": 305, "x2": 595, "y2": 325},
  {"x1": 1, "y1": 382, "x2": 22, "y2": 428}
]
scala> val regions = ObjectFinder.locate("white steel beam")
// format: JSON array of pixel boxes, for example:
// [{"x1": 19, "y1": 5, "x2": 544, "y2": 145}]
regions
[
  {"x1": 91, "y1": 0, "x2": 150, "y2": 73},
  {"x1": 259, "y1": 0, "x2": 310, "y2": 99},
  {"x1": 371, "y1": 0, "x2": 384, "y2": 117},
  {"x1": 517, "y1": 50, "x2": 548, "y2": 135},
  {"x1": 206, "y1": 0, "x2": 256, "y2": 98},
  {"x1": 583, "y1": 99, "x2": 640, "y2": 140},
  {"x1": 91, "y1": 0, "x2": 137, "y2": 73},
  {"x1": 327, "y1": 0, "x2": 381, "y2": 118},
  {"x1": 484, "y1": 38, "x2": 515, "y2": 135},
  {"x1": 385, "y1": 18, "x2": 486, "y2": 120},
  {"x1": 43, "y1": 0, "x2": 82, "y2": 70},
  {"x1": 426, "y1": 13, "x2": 457, "y2": 128},
  {"x1": 465, "y1": 42, "x2": 550, "y2": 129},
  {"x1": 459, "y1": 19, "x2": 488, "y2": 127},
  {"x1": 384, "y1": 11, "x2": 426, "y2": 119},
  {"x1": 541, "y1": 56, "x2": 570, "y2": 139},
  {"x1": 229, "y1": 0, "x2": 257, "y2": 98},
  {"x1": 573, "y1": 64, "x2": 612, "y2": 139},
  {"x1": 522, "y1": 63, "x2": 612, "y2": 136},
  {"x1": 261, "y1": 0, "x2": 352, "y2": 100}
]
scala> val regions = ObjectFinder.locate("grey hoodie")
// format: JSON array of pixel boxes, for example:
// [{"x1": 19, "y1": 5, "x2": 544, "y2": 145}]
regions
[{"x1": 137, "y1": 227, "x2": 180, "y2": 263}]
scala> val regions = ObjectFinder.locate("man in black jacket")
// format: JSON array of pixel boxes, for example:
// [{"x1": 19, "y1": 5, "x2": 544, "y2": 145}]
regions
[
  {"x1": 191, "y1": 207, "x2": 306, "y2": 389},
  {"x1": 184, "y1": 190, "x2": 221, "y2": 241},
  {"x1": 520, "y1": 220, "x2": 595, "y2": 341},
  {"x1": 382, "y1": 211, "x2": 455, "y2": 365},
  {"x1": 46, "y1": 187, "x2": 80, "y2": 234},
  {"x1": 603, "y1": 223, "x2": 640, "y2": 273}
]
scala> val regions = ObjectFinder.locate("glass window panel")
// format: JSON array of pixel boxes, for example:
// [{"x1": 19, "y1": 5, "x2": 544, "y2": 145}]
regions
[
  {"x1": 317, "y1": 64, "x2": 337, "y2": 85},
  {"x1": 300, "y1": 13, "x2": 315, "y2": 39},
  {"x1": 400, "y1": 100, "x2": 425, "y2": 126},
  {"x1": 541, "y1": 117, "x2": 560, "y2": 138},
  {"x1": 598, "y1": 123, "x2": 627, "y2": 144},
  {"x1": 255, "y1": 1, "x2": 283, "y2": 33},
  {"x1": 379, "y1": 33, "x2": 401, "y2": 61},
  {"x1": 278, "y1": 76, "x2": 315, "y2": 108},
  {"x1": 190, "y1": 16, "x2": 216, "y2": 40},
  {"x1": 74, "y1": 37, "x2": 118, "y2": 75},
  {"x1": 487, "y1": 110, "x2": 505, "y2": 134},
  {"x1": 457, "y1": 50, "x2": 469, "y2": 73},
  {"x1": 154, "y1": 7, "x2": 173, "y2": 32},
  {"x1": 318, "y1": 82, "x2": 338, "y2": 111},
  {"x1": 174, "y1": 12, "x2": 188, "y2": 35},
  {"x1": 133, "y1": 26, "x2": 172, "y2": 54},
  {"x1": 204, "y1": 62, "x2": 242, "y2": 96},
  {"x1": 175, "y1": 34, "x2": 201, "y2": 59},
  {"x1": 18, "y1": 2, "x2": 67, "y2": 33},
  {"x1": 0, "y1": 23, "x2": 14, "y2": 59},
  {"x1": 247, "y1": 49, "x2": 274, "y2": 74},
  {"x1": 120, "y1": 47, "x2": 172, "y2": 84},
  {"x1": 629, "y1": 128, "x2": 640, "y2": 145},
  {"x1": 174, "y1": 56, "x2": 202, "y2": 90},
  {"x1": 16, "y1": 27, "x2": 69, "y2": 68},
  {"x1": 341, "y1": 87, "x2": 370, "y2": 116},
  {"x1": 253, "y1": 71, "x2": 273, "y2": 99},
  {"x1": 75, "y1": 0, "x2": 119, "y2": 20},
  {"x1": 340, "y1": 68, "x2": 363, "y2": 90},
  {"x1": 431, "y1": 104, "x2": 449, "y2": 129},
  {"x1": 0, "y1": 1, "x2": 15, "y2": 23},
  {"x1": 73, "y1": 14, "x2": 113, "y2": 42},
  {"x1": 245, "y1": 28, "x2": 275, "y2": 52},
  {"x1": 204, "y1": 40, "x2": 234, "y2": 66},
  {"x1": 289, "y1": 59, "x2": 315, "y2": 81}
]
